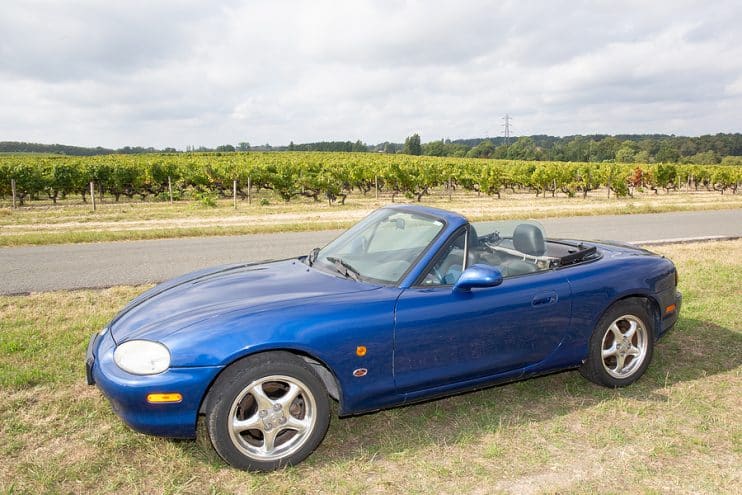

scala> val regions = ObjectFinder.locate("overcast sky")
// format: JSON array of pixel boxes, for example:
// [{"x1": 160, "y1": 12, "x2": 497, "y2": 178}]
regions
[{"x1": 1, "y1": 0, "x2": 740, "y2": 149}]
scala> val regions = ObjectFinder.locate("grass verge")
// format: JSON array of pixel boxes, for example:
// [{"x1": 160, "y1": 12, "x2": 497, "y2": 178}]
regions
[
  {"x1": 1, "y1": 190, "x2": 741, "y2": 247},
  {"x1": 1, "y1": 240, "x2": 740, "y2": 493}
]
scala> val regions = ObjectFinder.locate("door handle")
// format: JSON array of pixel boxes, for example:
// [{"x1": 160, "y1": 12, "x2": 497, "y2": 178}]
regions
[{"x1": 532, "y1": 291, "x2": 558, "y2": 307}]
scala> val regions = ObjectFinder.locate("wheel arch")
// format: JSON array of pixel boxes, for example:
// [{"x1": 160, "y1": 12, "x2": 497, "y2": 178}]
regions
[
  {"x1": 595, "y1": 293, "x2": 661, "y2": 340},
  {"x1": 198, "y1": 348, "x2": 343, "y2": 416}
]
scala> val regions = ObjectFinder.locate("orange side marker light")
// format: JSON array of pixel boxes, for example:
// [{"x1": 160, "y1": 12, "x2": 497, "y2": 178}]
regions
[
  {"x1": 665, "y1": 304, "x2": 676, "y2": 315},
  {"x1": 147, "y1": 393, "x2": 183, "y2": 404},
  {"x1": 356, "y1": 345, "x2": 367, "y2": 357}
]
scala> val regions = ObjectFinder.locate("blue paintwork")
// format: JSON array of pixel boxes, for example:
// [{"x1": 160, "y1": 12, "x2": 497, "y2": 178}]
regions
[{"x1": 88, "y1": 204, "x2": 681, "y2": 439}]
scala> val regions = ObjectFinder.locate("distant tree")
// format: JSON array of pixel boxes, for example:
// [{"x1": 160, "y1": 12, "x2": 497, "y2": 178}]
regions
[
  {"x1": 593, "y1": 137, "x2": 620, "y2": 162},
  {"x1": 380, "y1": 142, "x2": 401, "y2": 154},
  {"x1": 564, "y1": 136, "x2": 590, "y2": 162},
  {"x1": 684, "y1": 151, "x2": 720, "y2": 164},
  {"x1": 215, "y1": 144, "x2": 235, "y2": 152},
  {"x1": 466, "y1": 139, "x2": 496, "y2": 158},
  {"x1": 403, "y1": 134, "x2": 422, "y2": 155},
  {"x1": 423, "y1": 140, "x2": 447, "y2": 157},
  {"x1": 656, "y1": 142, "x2": 680, "y2": 163},
  {"x1": 635, "y1": 150, "x2": 651, "y2": 163},
  {"x1": 351, "y1": 140, "x2": 368, "y2": 152},
  {"x1": 237, "y1": 142, "x2": 251, "y2": 151},
  {"x1": 721, "y1": 156, "x2": 742, "y2": 165},
  {"x1": 615, "y1": 141, "x2": 640, "y2": 163},
  {"x1": 507, "y1": 137, "x2": 541, "y2": 160}
]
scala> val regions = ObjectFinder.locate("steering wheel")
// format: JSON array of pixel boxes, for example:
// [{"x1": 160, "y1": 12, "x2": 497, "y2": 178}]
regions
[{"x1": 423, "y1": 266, "x2": 446, "y2": 285}]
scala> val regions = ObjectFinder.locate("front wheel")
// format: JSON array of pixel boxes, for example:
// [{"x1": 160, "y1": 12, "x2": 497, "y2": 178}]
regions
[
  {"x1": 204, "y1": 352, "x2": 330, "y2": 471},
  {"x1": 580, "y1": 300, "x2": 655, "y2": 387}
]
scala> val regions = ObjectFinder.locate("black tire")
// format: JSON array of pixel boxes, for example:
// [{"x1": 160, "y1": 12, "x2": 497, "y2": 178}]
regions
[
  {"x1": 204, "y1": 351, "x2": 330, "y2": 471},
  {"x1": 579, "y1": 299, "x2": 655, "y2": 388}
]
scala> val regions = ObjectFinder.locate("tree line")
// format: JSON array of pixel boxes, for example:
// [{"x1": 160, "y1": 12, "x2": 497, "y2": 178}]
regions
[
  {"x1": 2, "y1": 133, "x2": 740, "y2": 164},
  {"x1": 402, "y1": 133, "x2": 742, "y2": 165}
]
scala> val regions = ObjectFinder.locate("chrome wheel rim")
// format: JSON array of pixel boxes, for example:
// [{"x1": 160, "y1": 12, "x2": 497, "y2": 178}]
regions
[
  {"x1": 227, "y1": 375, "x2": 316, "y2": 461},
  {"x1": 600, "y1": 314, "x2": 648, "y2": 379}
]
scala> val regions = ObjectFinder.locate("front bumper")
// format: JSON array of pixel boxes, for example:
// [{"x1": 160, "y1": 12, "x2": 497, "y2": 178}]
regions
[
  {"x1": 86, "y1": 329, "x2": 223, "y2": 438},
  {"x1": 658, "y1": 290, "x2": 682, "y2": 337}
]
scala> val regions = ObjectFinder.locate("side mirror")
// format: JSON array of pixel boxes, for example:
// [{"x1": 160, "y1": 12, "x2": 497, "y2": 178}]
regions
[{"x1": 454, "y1": 264, "x2": 503, "y2": 292}]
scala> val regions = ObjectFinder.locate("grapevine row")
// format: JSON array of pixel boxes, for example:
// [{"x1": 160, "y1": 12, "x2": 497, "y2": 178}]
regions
[{"x1": 1, "y1": 152, "x2": 740, "y2": 206}]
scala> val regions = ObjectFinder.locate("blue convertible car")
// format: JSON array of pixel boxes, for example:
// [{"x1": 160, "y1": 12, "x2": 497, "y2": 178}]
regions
[{"x1": 86, "y1": 205, "x2": 681, "y2": 470}]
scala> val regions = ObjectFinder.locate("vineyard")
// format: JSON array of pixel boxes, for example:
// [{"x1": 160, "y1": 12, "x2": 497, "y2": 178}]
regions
[{"x1": 1, "y1": 152, "x2": 740, "y2": 207}]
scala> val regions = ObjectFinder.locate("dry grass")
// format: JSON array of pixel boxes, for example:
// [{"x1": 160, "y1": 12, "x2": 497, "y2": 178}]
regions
[
  {"x1": 0, "y1": 241, "x2": 740, "y2": 494},
  {"x1": 1, "y1": 189, "x2": 741, "y2": 246}
]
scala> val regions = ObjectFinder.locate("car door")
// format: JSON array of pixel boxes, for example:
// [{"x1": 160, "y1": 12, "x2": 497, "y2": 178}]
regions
[{"x1": 393, "y1": 229, "x2": 572, "y2": 394}]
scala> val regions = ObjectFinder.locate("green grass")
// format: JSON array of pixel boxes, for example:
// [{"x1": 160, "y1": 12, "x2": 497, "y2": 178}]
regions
[
  {"x1": 0, "y1": 222, "x2": 353, "y2": 247},
  {"x1": 0, "y1": 241, "x2": 740, "y2": 493}
]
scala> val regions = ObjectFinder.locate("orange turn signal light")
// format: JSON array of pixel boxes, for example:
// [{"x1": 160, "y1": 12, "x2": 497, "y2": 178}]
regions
[
  {"x1": 356, "y1": 345, "x2": 367, "y2": 357},
  {"x1": 146, "y1": 393, "x2": 183, "y2": 404},
  {"x1": 665, "y1": 304, "x2": 676, "y2": 315}
]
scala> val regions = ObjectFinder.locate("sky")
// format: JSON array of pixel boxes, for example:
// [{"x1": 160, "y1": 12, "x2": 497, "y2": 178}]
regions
[{"x1": 1, "y1": 0, "x2": 740, "y2": 149}]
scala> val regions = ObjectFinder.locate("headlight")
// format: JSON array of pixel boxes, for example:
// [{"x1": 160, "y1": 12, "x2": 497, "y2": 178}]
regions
[{"x1": 114, "y1": 340, "x2": 170, "y2": 375}]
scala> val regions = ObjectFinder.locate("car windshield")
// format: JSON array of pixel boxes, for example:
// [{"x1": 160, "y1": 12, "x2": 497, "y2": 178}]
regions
[{"x1": 313, "y1": 208, "x2": 445, "y2": 284}]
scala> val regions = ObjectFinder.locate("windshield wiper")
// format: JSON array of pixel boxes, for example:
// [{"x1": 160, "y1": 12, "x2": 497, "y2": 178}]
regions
[
  {"x1": 325, "y1": 256, "x2": 361, "y2": 281},
  {"x1": 306, "y1": 247, "x2": 320, "y2": 266}
]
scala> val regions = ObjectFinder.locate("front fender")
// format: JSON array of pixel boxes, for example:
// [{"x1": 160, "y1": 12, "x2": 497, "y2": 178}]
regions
[{"x1": 165, "y1": 287, "x2": 402, "y2": 416}]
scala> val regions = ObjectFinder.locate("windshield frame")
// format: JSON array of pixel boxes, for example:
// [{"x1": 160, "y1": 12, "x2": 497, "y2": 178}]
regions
[{"x1": 311, "y1": 207, "x2": 449, "y2": 287}]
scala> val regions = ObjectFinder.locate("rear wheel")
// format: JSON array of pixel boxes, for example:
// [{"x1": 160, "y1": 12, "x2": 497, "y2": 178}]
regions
[
  {"x1": 204, "y1": 352, "x2": 330, "y2": 471},
  {"x1": 580, "y1": 300, "x2": 654, "y2": 387}
]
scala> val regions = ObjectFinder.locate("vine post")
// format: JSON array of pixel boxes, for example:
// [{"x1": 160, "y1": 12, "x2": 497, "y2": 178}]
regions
[
  {"x1": 11, "y1": 179, "x2": 17, "y2": 208},
  {"x1": 247, "y1": 176, "x2": 251, "y2": 205},
  {"x1": 233, "y1": 180, "x2": 237, "y2": 209},
  {"x1": 168, "y1": 176, "x2": 173, "y2": 204},
  {"x1": 90, "y1": 181, "x2": 96, "y2": 211},
  {"x1": 375, "y1": 176, "x2": 379, "y2": 200}
]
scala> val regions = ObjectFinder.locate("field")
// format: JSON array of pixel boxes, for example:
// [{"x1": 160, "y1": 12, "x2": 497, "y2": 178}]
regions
[
  {"x1": 1, "y1": 240, "x2": 740, "y2": 494},
  {"x1": 2, "y1": 152, "x2": 740, "y2": 246}
]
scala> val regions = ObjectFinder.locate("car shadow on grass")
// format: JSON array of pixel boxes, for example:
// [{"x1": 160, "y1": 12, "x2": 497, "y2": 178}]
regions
[
  {"x1": 309, "y1": 317, "x2": 741, "y2": 468},
  {"x1": 171, "y1": 317, "x2": 741, "y2": 471}
]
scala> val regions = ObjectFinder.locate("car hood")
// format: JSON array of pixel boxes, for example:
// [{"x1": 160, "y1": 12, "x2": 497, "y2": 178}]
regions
[{"x1": 108, "y1": 259, "x2": 378, "y2": 343}]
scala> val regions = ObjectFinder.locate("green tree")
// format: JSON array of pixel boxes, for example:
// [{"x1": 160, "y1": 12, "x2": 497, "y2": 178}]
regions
[
  {"x1": 466, "y1": 140, "x2": 496, "y2": 158},
  {"x1": 655, "y1": 142, "x2": 680, "y2": 163},
  {"x1": 615, "y1": 141, "x2": 640, "y2": 163},
  {"x1": 403, "y1": 134, "x2": 422, "y2": 155},
  {"x1": 507, "y1": 137, "x2": 540, "y2": 161},
  {"x1": 423, "y1": 140, "x2": 447, "y2": 157}
]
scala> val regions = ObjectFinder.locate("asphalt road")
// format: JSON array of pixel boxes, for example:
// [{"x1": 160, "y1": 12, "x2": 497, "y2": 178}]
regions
[{"x1": 1, "y1": 209, "x2": 740, "y2": 295}]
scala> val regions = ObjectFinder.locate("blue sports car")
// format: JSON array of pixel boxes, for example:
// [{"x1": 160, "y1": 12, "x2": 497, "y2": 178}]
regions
[{"x1": 86, "y1": 205, "x2": 681, "y2": 471}]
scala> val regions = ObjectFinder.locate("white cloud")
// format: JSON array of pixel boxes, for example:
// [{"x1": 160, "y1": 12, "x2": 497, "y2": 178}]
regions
[{"x1": 0, "y1": 0, "x2": 740, "y2": 148}]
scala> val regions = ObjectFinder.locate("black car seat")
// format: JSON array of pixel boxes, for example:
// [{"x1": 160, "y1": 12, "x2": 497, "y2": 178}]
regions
[
  {"x1": 513, "y1": 223, "x2": 545, "y2": 256},
  {"x1": 500, "y1": 223, "x2": 545, "y2": 276}
]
